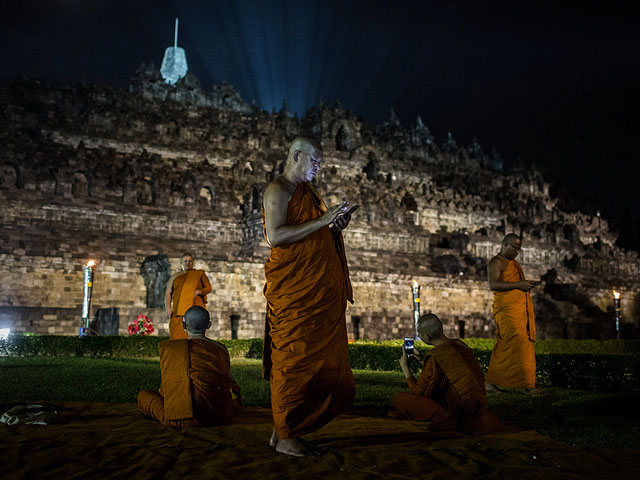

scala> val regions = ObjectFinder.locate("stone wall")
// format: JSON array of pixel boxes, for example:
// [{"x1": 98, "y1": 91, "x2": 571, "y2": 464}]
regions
[{"x1": 1, "y1": 70, "x2": 639, "y2": 339}]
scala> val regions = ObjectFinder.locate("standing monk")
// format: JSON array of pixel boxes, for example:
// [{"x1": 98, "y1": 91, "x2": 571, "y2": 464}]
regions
[
  {"x1": 262, "y1": 137, "x2": 356, "y2": 457},
  {"x1": 485, "y1": 234, "x2": 538, "y2": 392},
  {"x1": 165, "y1": 253, "x2": 212, "y2": 340}
]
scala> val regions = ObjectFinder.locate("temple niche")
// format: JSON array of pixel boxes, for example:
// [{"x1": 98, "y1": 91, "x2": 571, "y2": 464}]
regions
[
  {"x1": 198, "y1": 186, "x2": 215, "y2": 209},
  {"x1": 0, "y1": 62, "x2": 638, "y2": 339},
  {"x1": 1, "y1": 162, "x2": 20, "y2": 188},
  {"x1": 72, "y1": 171, "x2": 91, "y2": 198}
]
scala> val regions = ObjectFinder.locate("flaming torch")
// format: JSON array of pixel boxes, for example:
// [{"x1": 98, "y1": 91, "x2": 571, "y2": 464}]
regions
[
  {"x1": 613, "y1": 289, "x2": 621, "y2": 340},
  {"x1": 80, "y1": 260, "x2": 97, "y2": 337},
  {"x1": 412, "y1": 280, "x2": 421, "y2": 339}
]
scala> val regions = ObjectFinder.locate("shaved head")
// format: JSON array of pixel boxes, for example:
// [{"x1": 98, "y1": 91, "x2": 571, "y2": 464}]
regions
[
  {"x1": 502, "y1": 233, "x2": 521, "y2": 246},
  {"x1": 417, "y1": 313, "x2": 444, "y2": 340},
  {"x1": 287, "y1": 136, "x2": 321, "y2": 162},
  {"x1": 184, "y1": 306, "x2": 210, "y2": 334}
]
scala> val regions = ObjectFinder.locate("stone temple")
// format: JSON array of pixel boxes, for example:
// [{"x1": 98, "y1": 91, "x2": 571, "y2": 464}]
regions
[{"x1": 0, "y1": 61, "x2": 638, "y2": 340}]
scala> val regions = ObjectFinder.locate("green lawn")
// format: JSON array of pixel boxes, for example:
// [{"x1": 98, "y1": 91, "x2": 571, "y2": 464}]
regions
[{"x1": 1, "y1": 357, "x2": 638, "y2": 449}]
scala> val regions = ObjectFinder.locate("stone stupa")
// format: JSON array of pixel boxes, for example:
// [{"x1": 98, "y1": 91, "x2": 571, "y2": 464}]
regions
[{"x1": 160, "y1": 18, "x2": 188, "y2": 85}]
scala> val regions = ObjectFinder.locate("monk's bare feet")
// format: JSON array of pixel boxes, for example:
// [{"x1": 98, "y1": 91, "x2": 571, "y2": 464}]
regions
[
  {"x1": 297, "y1": 437, "x2": 326, "y2": 456},
  {"x1": 485, "y1": 381, "x2": 497, "y2": 392},
  {"x1": 276, "y1": 437, "x2": 316, "y2": 457},
  {"x1": 269, "y1": 429, "x2": 278, "y2": 448},
  {"x1": 270, "y1": 429, "x2": 324, "y2": 456}
]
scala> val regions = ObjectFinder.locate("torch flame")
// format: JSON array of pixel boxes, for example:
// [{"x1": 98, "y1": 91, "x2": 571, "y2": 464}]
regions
[
  {"x1": 613, "y1": 289, "x2": 621, "y2": 299},
  {"x1": 86, "y1": 260, "x2": 96, "y2": 267},
  {"x1": 413, "y1": 280, "x2": 418, "y2": 289}
]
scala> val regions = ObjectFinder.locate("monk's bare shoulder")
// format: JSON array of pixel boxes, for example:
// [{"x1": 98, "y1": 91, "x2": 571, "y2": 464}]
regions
[
  {"x1": 488, "y1": 255, "x2": 508, "y2": 270},
  {"x1": 264, "y1": 177, "x2": 294, "y2": 205},
  {"x1": 167, "y1": 271, "x2": 182, "y2": 284},
  {"x1": 487, "y1": 255, "x2": 508, "y2": 288}
]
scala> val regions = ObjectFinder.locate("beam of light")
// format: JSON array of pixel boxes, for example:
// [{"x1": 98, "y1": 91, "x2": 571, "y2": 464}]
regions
[
  {"x1": 0, "y1": 328, "x2": 10, "y2": 340},
  {"x1": 173, "y1": 0, "x2": 402, "y2": 120}
]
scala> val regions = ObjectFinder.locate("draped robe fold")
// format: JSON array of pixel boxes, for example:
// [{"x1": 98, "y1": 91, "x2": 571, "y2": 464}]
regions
[
  {"x1": 262, "y1": 182, "x2": 355, "y2": 440},
  {"x1": 390, "y1": 340, "x2": 498, "y2": 435},
  {"x1": 137, "y1": 338, "x2": 240, "y2": 427},
  {"x1": 169, "y1": 270, "x2": 211, "y2": 340},
  {"x1": 486, "y1": 259, "x2": 536, "y2": 389}
]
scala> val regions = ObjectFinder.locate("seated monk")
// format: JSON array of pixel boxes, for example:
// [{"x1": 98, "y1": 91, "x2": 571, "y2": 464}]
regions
[
  {"x1": 137, "y1": 306, "x2": 242, "y2": 427},
  {"x1": 388, "y1": 314, "x2": 499, "y2": 435}
]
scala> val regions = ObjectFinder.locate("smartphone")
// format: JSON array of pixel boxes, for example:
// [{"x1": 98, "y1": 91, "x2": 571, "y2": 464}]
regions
[
  {"x1": 340, "y1": 204, "x2": 360, "y2": 216},
  {"x1": 403, "y1": 337, "x2": 414, "y2": 358}
]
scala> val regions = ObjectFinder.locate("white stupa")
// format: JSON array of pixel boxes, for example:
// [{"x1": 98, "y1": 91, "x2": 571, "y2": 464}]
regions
[{"x1": 160, "y1": 18, "x2": 188, "y2": 85}]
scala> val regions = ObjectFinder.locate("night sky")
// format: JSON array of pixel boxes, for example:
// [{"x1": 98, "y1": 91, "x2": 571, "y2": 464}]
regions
[{"x1": 3, "y1": 0, "x2": 639, "y2": 249}]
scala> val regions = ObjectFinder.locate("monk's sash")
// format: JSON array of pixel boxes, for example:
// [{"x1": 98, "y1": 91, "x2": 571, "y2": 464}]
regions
[
  {"x1": 307, "y1": 182, "x2": 354, "y2": 303},
  {"x1": 429, "y1": 340, "x2": 486, "y2": 415},
  {"x1": 159, "y1": 340, "x2": 194, "y2": 421},
  {"x1": 492, "y1": 259, "x2": 536, "y2": 341},
  {"x1": 188, "y1": 339, "x2": 235, "y2": 425},
  {"x1": 172, "y1": 270, "x2": 207, "y2": 317}
]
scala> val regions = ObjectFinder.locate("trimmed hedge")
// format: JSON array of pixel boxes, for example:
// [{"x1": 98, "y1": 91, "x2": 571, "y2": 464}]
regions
[
  {"x1": 350, "y1": 338, "x2": 640, "y2": 355},
  {"x1": 347, "y1": 344, "x2": 640, "y2": 393},
  {"x1": 2, "y1": 335, "x2": 639, "y2": 392},
  {"x1": 0, "y1": 335, "x2": 264, "y2": 359}
]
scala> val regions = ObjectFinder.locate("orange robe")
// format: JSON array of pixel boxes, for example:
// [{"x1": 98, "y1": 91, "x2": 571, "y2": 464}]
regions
[
  {"x1": 137, "y1": 338, "x2": 240, "y2": 427},
  {"x1": 262, "y1": 182, "x2": 355, "y2": 440},
  {"x1": 486, "y1": 259, "x2": 536, "y2": 389},
  {"x1": 389, "y1": 340, "x2": 498, "y2": 435},
  {"x1": 169, "y1": 270, "x2": 211, "y2": 340}
]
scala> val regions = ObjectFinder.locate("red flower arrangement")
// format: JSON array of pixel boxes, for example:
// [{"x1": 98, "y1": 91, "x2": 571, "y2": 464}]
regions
[{"x1": 127, "y1": 314, "x2": 155, "y2": 336}]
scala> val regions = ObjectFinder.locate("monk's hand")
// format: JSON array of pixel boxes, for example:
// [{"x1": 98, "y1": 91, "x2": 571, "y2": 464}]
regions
[
  {"x1": 518, "y1": 280, "x2": 538, "y2": 291},
  {"x1": 332, "y1": 211, "x2": 351, "y2": 231},
  {"x1": 412, "y1": 348, "x2": 423, "y2": 363},
  {"x1": 194, "y1": 289, "x2": 202, "y2": 297},
  {"x1": 399, "y1": 354, "x2": 411, "y2": 377},
  {"x1": 321, "y1": 201, "x2": 349, "y2": 228},
  {"x1": 330, "y1": 203, "x2": 359, "y2": 232}
]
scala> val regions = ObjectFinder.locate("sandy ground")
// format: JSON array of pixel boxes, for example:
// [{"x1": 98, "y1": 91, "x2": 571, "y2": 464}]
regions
[{"x1": 1, "y1": 401, "x2": 639, "y2": 479}]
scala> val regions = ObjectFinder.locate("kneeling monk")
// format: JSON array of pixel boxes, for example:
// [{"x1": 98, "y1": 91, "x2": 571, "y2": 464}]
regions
[
  {"x1": 138, "y1": 306, "x2": 241, "y2": 427},
  {"x1": 389, "y1": 314, "x2": 498, "y2": 435}
]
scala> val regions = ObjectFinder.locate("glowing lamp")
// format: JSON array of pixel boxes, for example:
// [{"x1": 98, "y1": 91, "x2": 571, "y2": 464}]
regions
[
  {"x1": 612, "y1": 289, "x2": 622, "y2": 340},
  {"x1": 80, "y1": 260, "x2": 97, "y2": 337}
]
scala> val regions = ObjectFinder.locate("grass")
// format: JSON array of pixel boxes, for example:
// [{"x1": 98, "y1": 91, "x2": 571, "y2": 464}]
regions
[
  {"x1": 0, "y1": 357, "x2": 161, "y2": 403},
  {"x1": 1, "y1": 357, "x2": 638, "y2": 449}
]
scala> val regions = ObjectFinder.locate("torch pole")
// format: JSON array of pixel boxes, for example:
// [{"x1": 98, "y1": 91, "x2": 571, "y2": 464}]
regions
[
  {"x1": 613, "y1": 290, "x2": 621, "y2": 340},
  {"x1": 80, "y1": 261, "x2": 96, "y2": 337},
  {"x1": 412, "y1": 281, "x2": 420, "y2": 340}
]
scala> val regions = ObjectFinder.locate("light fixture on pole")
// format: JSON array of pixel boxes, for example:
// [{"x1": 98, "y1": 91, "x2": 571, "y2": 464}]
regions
[
  {"x1": 80, "y1": 260, "x2": 97, "y2": 337},
  {"x1": 613, "y1": 289, "x2": 621, "y2": 340},
  {"x1": 412, "y1": 280, "x2": 421, "y2": 340}
]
